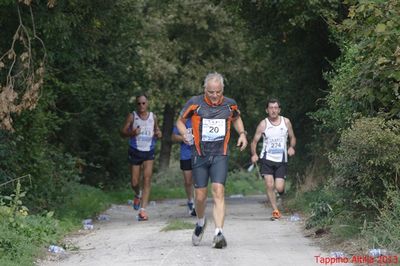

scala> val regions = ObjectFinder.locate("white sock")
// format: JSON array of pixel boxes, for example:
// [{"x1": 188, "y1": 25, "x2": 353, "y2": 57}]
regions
[
  {"x1": 215, "y1": 228, "x2": 223, "y2": 235},
  {"x1": 197, "y1": 217, "x2": 205, "y2": 227}
]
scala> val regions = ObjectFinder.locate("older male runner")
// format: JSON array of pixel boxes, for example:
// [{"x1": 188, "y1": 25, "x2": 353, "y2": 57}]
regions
[
  {"x1": 120, "y1": 94, "x2": 162, "y2": 221},
  {"x1": 176, "y1": 72, "x2": 248, "y2": 249}
]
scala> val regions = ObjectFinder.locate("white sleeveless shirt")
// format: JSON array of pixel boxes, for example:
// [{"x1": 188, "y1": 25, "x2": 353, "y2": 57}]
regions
[
  {"x1": 260, "y1": 116, "x2": 288, "y2": 163},
  {"x1": 129, "y1": 111, "x2": 155, "y2": 151}
]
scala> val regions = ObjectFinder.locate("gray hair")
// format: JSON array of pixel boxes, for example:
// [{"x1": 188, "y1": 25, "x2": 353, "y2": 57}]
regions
[{"x1": 203, "y1": 72, "x2": 224, "y2": 89}]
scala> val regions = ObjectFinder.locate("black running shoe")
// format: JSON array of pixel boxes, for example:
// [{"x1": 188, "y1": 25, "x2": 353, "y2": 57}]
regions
[
  {"x1": 212, "y1": 232, "x2": 227, "y2": 249},
  {"x1": 192, "y1": 219, "x2": 206, "y2": 246}
]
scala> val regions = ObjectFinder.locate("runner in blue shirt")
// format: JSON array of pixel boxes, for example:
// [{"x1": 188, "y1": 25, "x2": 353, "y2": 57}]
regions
[{"x1": 172, "y1": 119, "x2": 196, "y2": 216}]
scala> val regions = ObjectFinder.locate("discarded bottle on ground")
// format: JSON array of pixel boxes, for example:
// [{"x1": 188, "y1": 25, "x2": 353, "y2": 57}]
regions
[
  {"x1": 48, "y1": 245, "x2": 65, "y2": 254},
  {"x1": 82, "y1": 218, "x2": 94, "y2": 230},
  {"x1": 369, "y1": 248, "x2": 387, "y2": 257},
  {"x1": 82, "y1": 219, "x2": 92, "y2": 225},
  {"x1": 97, "y1": 214, "x2": 110, "y2": 221},
  {"x1": 330, "y1": 251, "x2": 345, "y2": 258},
  {"x1": 289, "y1": 213, "x2": 301, "y2": 222}
]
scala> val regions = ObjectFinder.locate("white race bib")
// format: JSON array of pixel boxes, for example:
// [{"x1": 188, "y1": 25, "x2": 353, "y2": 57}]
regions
[
  {"x1": 137, "y1": 126, "x2": 153, "y2": 143},
  {"x1": 201, "y1": 119, "x2": 226, "y2": 142},
  {"x1": 266, "y1": 137, "x2": 285, "y2": 154}
]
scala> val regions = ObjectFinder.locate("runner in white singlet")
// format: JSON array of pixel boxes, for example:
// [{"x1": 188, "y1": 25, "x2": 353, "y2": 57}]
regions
[{"x1": 250, "y1": 98, "x2": 296, "y2": 220}]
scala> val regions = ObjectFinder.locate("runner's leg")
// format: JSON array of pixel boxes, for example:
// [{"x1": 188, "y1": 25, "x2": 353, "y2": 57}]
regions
[
  {"x1": 212, "y1": 183, "x2": 225, "y2": 229},
  {"x1": 141, "y1": 160, "x2": 154, "y2": 209},
  {"x1": 264, "y1": 174, "x2": 278, "y2": 211}
]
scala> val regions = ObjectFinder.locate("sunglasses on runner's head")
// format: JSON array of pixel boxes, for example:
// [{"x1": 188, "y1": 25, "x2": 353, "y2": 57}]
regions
[{"x1": 137, "y1": 102, "x2": 146, "y2": 105}]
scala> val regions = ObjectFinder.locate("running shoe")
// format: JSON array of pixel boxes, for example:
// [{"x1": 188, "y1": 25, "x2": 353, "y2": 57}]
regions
[
  {"x1": 190, "y1": 208, "x2": 197, "y2": 217},
  {"x1": 272, "y1": 209, "x2": 282, "y2": 219},
  {"x1": 138, "y1": 209, "x2": 148, "y2": 221},
  {"x1": 212, "y1": 232, "x2": 227, "y2": 249},
  {"x1": 133, "y1": 195, "x2": 141, "y2": 210},
  {"x1": 187, "y1": 201, "x2": 196, "y2": 216},
  {"x1": 192, "y1": 219, "x2": 207, "y2": 246}
]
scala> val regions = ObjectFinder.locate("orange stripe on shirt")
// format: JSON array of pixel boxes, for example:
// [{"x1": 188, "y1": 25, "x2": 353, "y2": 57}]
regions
[{"x1": 191, "y1": 115, "x2": 202, "y2": 156}]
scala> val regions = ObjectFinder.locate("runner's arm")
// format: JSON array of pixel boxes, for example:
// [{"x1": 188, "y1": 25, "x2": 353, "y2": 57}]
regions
[
  {"x1": 120, "y1": 113, "x2": 139, "y2": 138},
  {"x1": 176, "y1": 116, "x2": 192, "y2": 145},
  {"x1": 250, "y1": 120, "x2": 266, "y2": 163},
  {"x1": 153, "y1": 115, "x2": 162, "y2": 139},
  {"x1": 171, "y1": 126, "x2": 184, "y2": 143},
  {"x1": 232, "y1": 116, "x2": 248, "y2": 151},
  {"x1": 285, "y1": 118, "x2": 296, "y2": 156}
]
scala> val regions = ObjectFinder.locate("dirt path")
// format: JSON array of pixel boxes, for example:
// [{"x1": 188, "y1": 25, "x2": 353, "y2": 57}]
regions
[{"x1": 40, "y1": 195, "x2": 328, "y2": 266}]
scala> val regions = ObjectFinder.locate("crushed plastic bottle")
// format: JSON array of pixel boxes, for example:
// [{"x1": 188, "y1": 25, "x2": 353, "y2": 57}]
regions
[
  {"x1": 83, "y1": 224, "x2": 94, "y2": 230},
  {"x1": 97, "y1": 214, "x2": 110, "y2": 221},
  {"x1": 48, "y1": 245, "x2": 65, "y2": 254},
  {"x1": 289, "y1": 213, "x2": 301, "y2": 222},
  {"x1": 330, "y1": 251, "x2": 345, "y2": 258},
  {"x1": 82, "y1": 218, "x2": 93, "y2": 230},
  {"x1": 369, "y1": 248, "x2": 387, "y2": 257},
  {"x1": 82, "y1": 219, "x2": 92, "y2": 225},
  {"x1": 247, "y1": 164, "x2": 255, "y2": 172}
]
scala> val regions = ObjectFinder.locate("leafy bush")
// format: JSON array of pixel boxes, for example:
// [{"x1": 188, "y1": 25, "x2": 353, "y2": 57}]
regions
[
  {"x1": 329, "y1": 117, "x2": 400, "y2": 209},
  {"x1": 225, "y1": 169, "x2": 264, "y2": 196},
  {"x1": 56, "y1": 183, "x2": 111, "y2": 221},
  {"x1": 363, "y1": 189, "x2": 400, "y2": 253},
  {"x1": 0, "y1": 182, "x2": 61, "y2": 266}
]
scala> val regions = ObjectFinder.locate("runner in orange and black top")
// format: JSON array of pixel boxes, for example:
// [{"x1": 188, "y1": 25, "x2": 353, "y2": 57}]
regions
[{"x1": 176, "y1": 72, "x2": 248, "y2": 249}]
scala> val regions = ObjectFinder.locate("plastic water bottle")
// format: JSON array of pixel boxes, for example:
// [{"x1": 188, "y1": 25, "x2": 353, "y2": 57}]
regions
[
  {"x1": 330, "y1": 251, "x2": 345, "y2": 258},
  {"x1": 369, "y1": 248, "x2": 387, "y2": 257},
  {"x1": 82, "y1": 219, "x2": 92, "y2": 225},
  {"x1": 186, "y1": 128, "x2": 194, "y2": 145},
  {"x1": 48, "y1": 245, "x2": 65, "y2": 253},
  {"x1": 83, "y1": 224, "x2": 94, "y2": 230},
  {"x1": 82, "y1": 218, "x2": 93, "y2": 230},
  {"x1": 97, "y1": 214, "x2": 110, "y2": 221},
  {"x1": 289, "y1": 213, "x2": 301, "y2": 222},
  {"x1": 247, "y1": 164, "x2": 255, "y2": 172}
]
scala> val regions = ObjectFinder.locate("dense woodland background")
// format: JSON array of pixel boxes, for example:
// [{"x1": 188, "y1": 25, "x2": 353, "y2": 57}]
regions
[{"x1": 0, "y1": 0, "x2": 399, "y2": 264}]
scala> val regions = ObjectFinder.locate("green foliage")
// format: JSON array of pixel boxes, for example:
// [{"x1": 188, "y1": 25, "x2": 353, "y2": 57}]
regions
[
  {"x1": 0, "y1": 182, "x2": 61, "y2": 266},
  {"x1": 363, "y1": 189, "x2": 400, "y2": 253},
  {"x1": 300, "y1": 187, "x2": 343, "y2": 229},
  {"x1": 341, "y1": 0, "x2": 400, "y2": 118},
  {"x1": 329, "y1": 117, "x2": 400, "y2": 209},
  {"x1": 0, "y1": 181, "x2": 113, "y2": 265},
  {"x1": 312, "y1": 0, "x2": 400, "y2": 137},
  {"x1": 224, "y1": 170, "x2": 264, "y2": 196},
  {"x1": 57, "y1": 183, "x2": 111, "y2": 221}
]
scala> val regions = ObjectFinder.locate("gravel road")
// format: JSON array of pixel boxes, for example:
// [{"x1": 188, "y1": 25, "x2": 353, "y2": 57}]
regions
[{"x1": 39, "y1": 195, "x2": 328, "y2": 266}]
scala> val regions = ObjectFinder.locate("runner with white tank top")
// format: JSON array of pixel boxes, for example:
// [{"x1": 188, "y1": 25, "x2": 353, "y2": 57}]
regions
[{"x1": 250, "y1": 99, "x2": 296, "y2": 220}]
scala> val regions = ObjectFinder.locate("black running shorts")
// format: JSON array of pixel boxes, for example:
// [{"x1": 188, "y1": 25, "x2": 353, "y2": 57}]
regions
[
  {"x1": 192, "y1": 155, "x2": 228, "y2": 188},
  {"x1": 260, "y1": 159, "x2": 287, "y2": 179},
  {"x1": 180, "y1": 159, "x2": 192, "y2": 171},
  {"x1": 128, "y1": 147, "x2": 155, "y2": 165}
]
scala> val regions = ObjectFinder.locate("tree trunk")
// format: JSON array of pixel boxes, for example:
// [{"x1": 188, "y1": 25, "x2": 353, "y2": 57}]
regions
[{"x1": 158, "y1": 103, "x2": 175, "y2": 170}]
